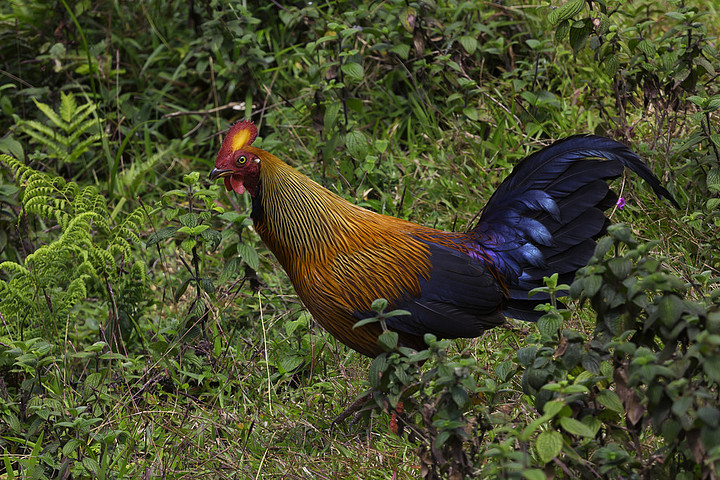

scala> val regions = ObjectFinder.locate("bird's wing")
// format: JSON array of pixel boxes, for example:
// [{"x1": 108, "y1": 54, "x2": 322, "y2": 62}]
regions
[{"x1": 379, "y1": 239, "x2": 508, "y2": 339}]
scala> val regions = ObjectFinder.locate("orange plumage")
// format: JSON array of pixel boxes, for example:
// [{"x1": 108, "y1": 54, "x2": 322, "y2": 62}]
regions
[{"x1": 211, "y1": 121, "x2": 677, "y2": 357}]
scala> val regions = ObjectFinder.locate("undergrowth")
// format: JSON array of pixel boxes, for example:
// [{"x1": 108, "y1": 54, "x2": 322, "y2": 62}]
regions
[{"x1": 0, "y1": 0, "x2": 718, "y2": 478}]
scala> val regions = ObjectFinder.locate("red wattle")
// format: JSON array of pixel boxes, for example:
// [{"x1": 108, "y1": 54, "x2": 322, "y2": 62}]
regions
[{"x1": 224, "y1": 175, "x2": 245, "y2": 194}]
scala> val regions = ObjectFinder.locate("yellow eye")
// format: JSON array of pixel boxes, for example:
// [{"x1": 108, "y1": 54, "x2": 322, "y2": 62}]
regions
[{"x1": 237, "y1": 155, "x2": 247, "y2": 165}]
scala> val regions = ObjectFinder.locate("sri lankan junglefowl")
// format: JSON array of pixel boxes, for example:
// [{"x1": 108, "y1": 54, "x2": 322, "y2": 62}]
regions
[{"x1": 210, "y1": 121, "x2": 677, "y2": 358}]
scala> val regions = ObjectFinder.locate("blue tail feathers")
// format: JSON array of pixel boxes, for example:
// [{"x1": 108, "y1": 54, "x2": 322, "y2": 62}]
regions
[{"x1": 474, "y1": 135, "x2": 678, "y2": 322}]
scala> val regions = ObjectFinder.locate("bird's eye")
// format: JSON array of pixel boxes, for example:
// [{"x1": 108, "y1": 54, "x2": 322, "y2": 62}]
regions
[{"x1": 237, "y1": 155, "x2": 247, "y2": 165}]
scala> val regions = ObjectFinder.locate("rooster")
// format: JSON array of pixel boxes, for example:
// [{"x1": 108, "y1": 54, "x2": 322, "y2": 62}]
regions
[{"x1": 210, "y1": 121, "x2": 677, "y2": 357}]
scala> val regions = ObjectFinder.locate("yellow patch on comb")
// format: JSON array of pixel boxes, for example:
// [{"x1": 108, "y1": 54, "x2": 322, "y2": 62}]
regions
[{"x1": 231, "y1": 127, "x2": 253, "y2": 150}]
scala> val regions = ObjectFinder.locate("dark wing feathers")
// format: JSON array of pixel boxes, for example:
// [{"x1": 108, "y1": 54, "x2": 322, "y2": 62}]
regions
[{"x1": 383, "y1": 241, "x2": 507, "y2": 339}]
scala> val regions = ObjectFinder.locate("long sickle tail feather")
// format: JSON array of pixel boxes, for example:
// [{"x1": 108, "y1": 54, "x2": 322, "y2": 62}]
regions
[{"x1": 473, "y1": 135, "x2": 678, "y2": 321}]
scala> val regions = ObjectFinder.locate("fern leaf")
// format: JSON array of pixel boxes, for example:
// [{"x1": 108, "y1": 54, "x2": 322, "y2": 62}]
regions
[
  {"x1": 59, "y1": 92, "x2": 78, "y2": 125},
  {"x1": 66, "y1": 134, "x2": 103, "y2": 163},
  {"x1": 32, "y1": 97, "x2": 67, "y2": 130},
  {"x1": 67, "y1": 103, "x2": 99, "y2": 133},
  {"x1": 17, "y1": 120, "x2": 69, "y2": 156}
]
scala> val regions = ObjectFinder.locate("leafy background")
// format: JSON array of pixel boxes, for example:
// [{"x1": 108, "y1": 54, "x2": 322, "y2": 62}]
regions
[{"x1": 0, "y1": 0, "x2": 719, "y2": 478}]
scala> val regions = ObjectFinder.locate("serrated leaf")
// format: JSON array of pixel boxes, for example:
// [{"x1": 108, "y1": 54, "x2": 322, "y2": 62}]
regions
[
  {"x1": 145, "y1": 226, "x2": 180, "y2": 247},
  {"x1": 279, "y1": 355, "x2": 303, "y2": 373},
  {"x1": 538, "y1": 312, "x2": 563, "y2": 337},
  {"x1": 555, "y1": 19, "x2": 571, "y2": 42},
  {"x1": 707, "y1": 198, "x2": 720, "y2": 210},
  {"x1": 201, "y1": 277, "x2": 215, "y2": 293},
  {"x1": 559, "y1": 416, "x2": 595, "y2": 437},
  {"x1": 390, "y1": 43, "x2": 410, "y2": 59},
  {"x1": 451, "y1": 385, "x2": 469, "y2": 408},
  {"x1": 346, "y1": 130, "x2": 369, "y2": 159},
  {"x1": 516, "y1": 345, "x2": 537, "y2": 366},
  {"x1": 543, "y1": 400, "x2": 565, "y2": 418},
  {"x1": 636, "y1": 40, "x2": 656, "y2": 57},
  {"x1": 707, "y1": 168, "x2": 720, "y2": 192},
  {"x1": 569, "y1": 23, "x2": 590, "y2": 52},
  {"x1": 377, "y1": 331, "x2": 399, "y2": 351},
  {"x1": 693, "y1": 56, "x2": 715, "y2": 75},
  {"x1": 495, "y1": 360, "x2": 514, "y2": 381},
  {"x1": 605, "y1": 54, "x2": 619, "y2": 76},
  {"x1": 536, "y1": 430, "x2": 563, "y2": 463},
  {"x1": 341, "y1": 62, "x2": 363, "y2": 82},
  {"x1": 549, "y1": 0, "x2": 585, "y2": 25},
  {"x1": 597, "y1": 389, "x2": 624, "y2": 413}
]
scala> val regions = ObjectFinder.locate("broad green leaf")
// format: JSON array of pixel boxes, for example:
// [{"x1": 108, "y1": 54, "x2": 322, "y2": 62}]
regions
[
  {"x1": 377, "y1": 331, "x2": 399, "y2": 351},
  {"x1": 559, "y1": 416, "x2": 595, "y2": 437},
  {"x1": 549, "y1": 0, "x2": 585, "y2": 25},
  {"x1": 522, "y1": 469, "x2": 546, "y2": 480},
  {"x1": 459, "y1": 36, "x2": 478, "y2": 54},
  {"x1": 237, "y1": 242, "x2": 260, "y2": 271},
  {"x1": 536, "y1": 430, "x2": 563, "y2": 463},
  {"x1": 346, "y1": 130, "x2": 369, "y2": 159},
  {"x1": 342, "y1": 62, "x2": 364, "y2": 82}
]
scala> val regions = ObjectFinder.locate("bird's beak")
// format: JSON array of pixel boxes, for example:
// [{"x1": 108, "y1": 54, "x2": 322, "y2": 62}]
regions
[{"x1": 209, "y1": 168, "x2": 233, "y2": 180}]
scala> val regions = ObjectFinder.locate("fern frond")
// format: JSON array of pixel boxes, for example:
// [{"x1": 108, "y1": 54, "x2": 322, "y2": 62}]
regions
[
  {"x1": 16, "y1": 120, "x2": 68, "y2": 157},
  {"x1": 59, "y1": 92, "x2": 78, "y2": 125},
  {"x1": 32, "y1": 97, "x2": 67, "y2": 130},
  {"x1": 66, "y1": 133, "x2": 103, "y2": 163},
  {"x1": 0, "y1": 261, "x2": 31, "y2": 276}
]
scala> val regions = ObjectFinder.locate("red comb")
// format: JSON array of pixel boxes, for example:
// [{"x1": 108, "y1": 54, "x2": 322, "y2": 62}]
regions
[{"x1": 218, "y1": 120, "x2": 257, "y2": 158}]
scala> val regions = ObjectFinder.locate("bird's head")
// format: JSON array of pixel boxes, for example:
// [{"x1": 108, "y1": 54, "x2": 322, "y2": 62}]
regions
[{"x1": 210, "y1": 120, "x2": 263, "y2": 196}]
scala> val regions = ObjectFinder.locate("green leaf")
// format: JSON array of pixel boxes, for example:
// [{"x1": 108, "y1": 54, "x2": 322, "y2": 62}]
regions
[
  {"x1": 543, "y1": 400, "x2": 565, "y2": 418},
  {"x1": 536, "y1": 430, "x2": 563, "y2": 463},
  {"x1": 174, "y1": 277, "x2": 192, "y2": 302},
  {"x1": 704, "y1": 355, "x2": 720, "y2": 383},
  {"x1": 636, "y1": 40, "x2": 656, "y2": 57},
  {"x1": 549, "y1": 0, "x2": 585, "y2": 25},
  {"x1": 459, "y1": 36, "x2": 478, "y2": 54},
  {"x1": 341, "y1": 62, "x2": 364, "y2": 82},
  {"x1": 516, "y1": 345, "x2": 537, "y2": 366},
  {"x1": 555, "y1": 19, "x2": 571, "y2": 42},
  {"x1": 569, "y1": 23, "x2": 590, "y2": 52},
  {"x1": 538, "y1": 312, "x2": 563, "y2": 337},
  {"x1": 597, "y1": 389, "x2": 624, "y2": 412},
  {"x1": 346, "y1": 130, "x2": 369, "y2": 159},
  {"x1": 353, "y1": 316, "x2": 379, "y2": 329},
  {"x1": 522, "y1": 469, "x2": 547, "y2": 480},
  {"x1": 377, "y1": 331, "x2": 399, "y2": 351},
  {"x1": 604, "y1": 54, "x2": 619, "y2": 77},
  {"x1": 237, "y1": 242, "x2": 260, "y2": 271},
  {"x1": 145, "y1": 226, "x2": 180, "y2": 247},
  {"x1": 451, "y1": 385, "x2": 469, "y2": 408},
  {"x1": 559, "y1": 416, "x2": 595, "y2": 437},
  {"x1": 707, "y1": 168, "x2": 720, "y2": 192},
  {"x1": 324, "y1": 102, "x2": 341, "y2": 132},
  {"x1": 368, "y1": 355, "x2": 387, "y2": 388}
]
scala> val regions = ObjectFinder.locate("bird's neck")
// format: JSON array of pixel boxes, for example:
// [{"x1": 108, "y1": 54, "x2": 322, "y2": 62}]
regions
[{"x1": 252, "y1": 154, "x2": 373, "y2": 262}]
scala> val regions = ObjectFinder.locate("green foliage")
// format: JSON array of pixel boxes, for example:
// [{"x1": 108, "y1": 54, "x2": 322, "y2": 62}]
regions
[
  {"x1": 0, "y1": 0, "x2": 717, "y2": 478},
  {"x1": 13, "y1": 92, "x2": 104, "y2": 168},
  {"x1": 0, "y1": 153, "x2": 146, "y2": 344},
  {"x1": 365, "y1": 227, "x2": 720, "y2": 478}
]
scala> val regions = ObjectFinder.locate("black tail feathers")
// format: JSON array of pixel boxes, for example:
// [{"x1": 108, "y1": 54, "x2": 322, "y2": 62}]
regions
[{"x1": 475, "y1": 135, "x2": 678, "y2": 322}]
